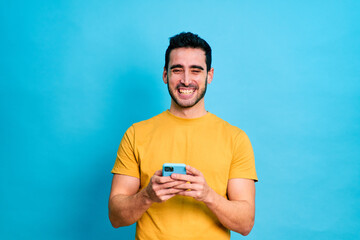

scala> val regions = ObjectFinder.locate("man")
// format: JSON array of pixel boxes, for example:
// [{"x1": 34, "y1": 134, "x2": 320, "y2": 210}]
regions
[{"x1": 109, "y1": 32, "x2": 258, "y2": 240}]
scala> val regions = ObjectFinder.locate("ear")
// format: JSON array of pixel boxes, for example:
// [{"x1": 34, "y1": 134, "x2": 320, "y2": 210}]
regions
[
  {"x1": 163, "y1": 68, "x2": 168, "y2": 84},
  {"x1": 207, "y1": 68, "x2": 214, "y2": 84}
]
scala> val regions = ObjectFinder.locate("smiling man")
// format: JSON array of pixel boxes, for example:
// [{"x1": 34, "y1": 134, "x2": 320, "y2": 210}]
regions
[
  {"x1": 165, "y1": 47, "x2": 211, "y2": 113},
  {"x1": 109, "y1": 32, "x2": 258, "y2": 240}
]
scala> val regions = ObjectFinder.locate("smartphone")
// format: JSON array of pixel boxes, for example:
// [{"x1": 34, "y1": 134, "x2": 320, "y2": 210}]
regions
[{"x1": 162, "y1": 163, "x2": 186, "y2": 177}]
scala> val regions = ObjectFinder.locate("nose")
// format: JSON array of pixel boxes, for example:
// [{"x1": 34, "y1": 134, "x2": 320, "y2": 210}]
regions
[{"x1": 181, "y1": 71, "x2": 190, "y2": 86}]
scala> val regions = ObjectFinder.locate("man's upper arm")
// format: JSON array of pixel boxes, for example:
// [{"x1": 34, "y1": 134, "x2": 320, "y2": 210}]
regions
[
  {"x1": 110, "y1": 174, "x2": 140, "y2": 199},
  {"x1": 227, "y1": 178, "x2": 255, "y2": 205}
]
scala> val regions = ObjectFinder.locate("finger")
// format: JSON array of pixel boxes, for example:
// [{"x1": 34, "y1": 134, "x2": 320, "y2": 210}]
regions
[
  {"x1": 154, "y1": 170, "x2": 162, "y2": 176},
  {"x1": 170, "y1": 173, "x2": 199, "y2": 183},
  {"x1": 176, "y1": 190, "x2": 198, "y2": 198},
  {"x1": 186, "y1": 165, "x2": 203, "y2": 177},
  {"x1": 161, "y1": 180, "x2": 187, "y2": 189},
  {"x1": 176, "y1": 183, "x2": 197, "y2": 189},
  {"x1": 154, "y1": 176, "x2": 175, "y2": 184},
  {"x1": 159, "y1": 194, "x2": 176, "y2": 202},
  {"x1": 173, "y1": 183, "x2": 202, "y2": 191},
  {"x1": 156, "y1": 188, "x2": 184, "y2": 196},
  {"x1": 158, "y1": 190, "x2": 188, "y2": 202}
]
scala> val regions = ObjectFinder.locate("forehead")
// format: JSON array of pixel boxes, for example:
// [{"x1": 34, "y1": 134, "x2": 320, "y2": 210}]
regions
[{"x1": 169, "y1": 47, "x2": 206, "y2": 67}]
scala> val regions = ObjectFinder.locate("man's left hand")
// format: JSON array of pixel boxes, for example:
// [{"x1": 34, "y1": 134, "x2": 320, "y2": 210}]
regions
[{"x1": 170, "y1": 165, "x2": 213, "y2": 203}]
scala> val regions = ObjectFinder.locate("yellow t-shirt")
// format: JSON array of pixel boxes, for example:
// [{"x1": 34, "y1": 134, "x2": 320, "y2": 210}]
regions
[{"x1": 112, "y1": 110, "x2": 258, "y2": 240}]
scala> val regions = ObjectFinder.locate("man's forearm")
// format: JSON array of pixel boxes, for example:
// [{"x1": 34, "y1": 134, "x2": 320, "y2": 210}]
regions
[
  {"x1": 171, "y1": 166, "x2": 256, "y2": 235},
  {"x1": 204, "y1": 189, "x2": 255, "y2": 236},
  {"x1": 108, "y1": 188, "x2": 152, "y2": 228}
]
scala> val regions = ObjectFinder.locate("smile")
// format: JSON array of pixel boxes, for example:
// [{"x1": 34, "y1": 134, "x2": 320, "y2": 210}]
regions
[{"x1": 178, "y1": 88, "x2": 195, "y2": 95}]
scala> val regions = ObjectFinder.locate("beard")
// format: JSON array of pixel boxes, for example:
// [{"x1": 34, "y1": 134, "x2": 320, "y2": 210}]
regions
[{"x1": 167, "y1": 76, "x2": 208, "y2": 108}]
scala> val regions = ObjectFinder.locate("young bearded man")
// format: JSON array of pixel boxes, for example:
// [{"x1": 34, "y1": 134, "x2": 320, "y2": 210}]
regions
[{"x1": 109, "y1": 32, "x2": 258, "y2": 240}]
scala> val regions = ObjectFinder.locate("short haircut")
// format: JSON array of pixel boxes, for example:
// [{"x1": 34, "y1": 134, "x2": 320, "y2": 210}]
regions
[{"x1": 165, "y1": 32, "x2": 212, "y2": 71}]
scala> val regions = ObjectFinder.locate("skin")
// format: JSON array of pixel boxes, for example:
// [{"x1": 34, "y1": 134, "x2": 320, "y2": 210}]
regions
[
  {"x1": 163, "y1": 47, "x2": 214, "y2": 119},
  {"x1": 109, "y1": 47, "x2": 256, "y2": 236}
]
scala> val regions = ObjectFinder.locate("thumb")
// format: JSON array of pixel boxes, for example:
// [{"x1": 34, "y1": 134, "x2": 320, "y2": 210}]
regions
[
  {"x1": 186, "y1": 165, "x2": 202, "y2": 176},
  {"x1": 154, "y1": 169, "x2": 162, "y2": 176}
]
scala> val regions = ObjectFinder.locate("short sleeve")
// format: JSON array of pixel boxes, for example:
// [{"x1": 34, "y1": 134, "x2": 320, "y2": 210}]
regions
[
  {"x1": 111, "y1": 125, "x2": 140, "y2": 178},
  {"x1": 229, "y1": 130, "x2": 258, "y2": 181}
]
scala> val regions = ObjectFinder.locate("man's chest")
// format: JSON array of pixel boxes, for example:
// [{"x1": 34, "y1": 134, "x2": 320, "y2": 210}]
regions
[{"x1": 136, "y1": 127, "x2": 234, "y2": 195}]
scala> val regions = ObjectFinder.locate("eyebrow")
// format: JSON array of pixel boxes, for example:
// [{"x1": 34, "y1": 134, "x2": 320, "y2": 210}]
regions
[
  {"x1": 170, "y1": 64, "x2": 204, "y2": 70},
  {"x1": 170, "y1": 64, "x2": 183, "y2": 70},
  {"x1": 190, "y1": 65, "x2": 204, "y2": 70}
]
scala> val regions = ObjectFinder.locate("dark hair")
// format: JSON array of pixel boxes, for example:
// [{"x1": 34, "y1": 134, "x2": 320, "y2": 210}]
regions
[{"x1": 165, "y1": 32, "x2": 212, "y2": 71}]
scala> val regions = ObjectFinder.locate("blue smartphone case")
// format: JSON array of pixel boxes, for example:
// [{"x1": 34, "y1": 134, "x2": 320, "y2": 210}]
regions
[{"x1": 162, "y1": 163, "x2": 186, "y2": 176}]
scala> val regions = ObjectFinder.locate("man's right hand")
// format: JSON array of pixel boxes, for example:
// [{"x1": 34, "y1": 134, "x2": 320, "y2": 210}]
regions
[
  {"x1": 109, "y1": 170, "x2": 186, "y2": 227},
  {"x1": 144, "y1": 170, "x2": 186, "y2": 203}
]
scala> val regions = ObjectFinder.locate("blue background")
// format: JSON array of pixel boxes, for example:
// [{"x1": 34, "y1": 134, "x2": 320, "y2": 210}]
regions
[{"x1": 1, "y1": 1, "x2": 359, "y2": 239}]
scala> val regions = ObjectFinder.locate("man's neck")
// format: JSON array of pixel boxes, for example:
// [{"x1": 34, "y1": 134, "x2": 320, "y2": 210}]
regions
[{"x1": 169, "y1": 100, "x2": 208, "y2": 119}]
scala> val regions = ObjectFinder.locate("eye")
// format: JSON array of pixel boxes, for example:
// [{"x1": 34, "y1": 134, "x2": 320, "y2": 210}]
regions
[
  {"x1": 172, "y1": 68, "x2": 182, "y2": 73},
  {"x1": 191, "y1": 69, "x2": 201, "y2": 74}
]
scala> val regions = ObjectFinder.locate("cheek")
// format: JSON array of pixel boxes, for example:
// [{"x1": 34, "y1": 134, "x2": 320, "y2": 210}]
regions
[
  {"x1": 195, "y1": 76, "x2": 207, "y2": 85},
  {"x1": 167, "y1": 80, "x2": 177, "y2": 89},
  {"x1": 168, "y1": 76, "x2": 180, "y2": 86}
]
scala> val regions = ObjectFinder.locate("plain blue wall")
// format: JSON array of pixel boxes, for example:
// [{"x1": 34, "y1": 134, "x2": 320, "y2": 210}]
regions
[{"x1": 1, "y1": 1, "x2": 359, "y2": 239}]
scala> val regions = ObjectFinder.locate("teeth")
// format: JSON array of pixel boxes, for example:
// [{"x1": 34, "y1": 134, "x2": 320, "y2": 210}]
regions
[{"x1": 179, "y1": 89, "x2": 194, "y2": 94}]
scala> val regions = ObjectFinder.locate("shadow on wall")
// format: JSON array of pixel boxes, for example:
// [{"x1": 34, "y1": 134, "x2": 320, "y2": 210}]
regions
[{"x1": 68, "y1": 66, "x2": 164, "y2": 239}]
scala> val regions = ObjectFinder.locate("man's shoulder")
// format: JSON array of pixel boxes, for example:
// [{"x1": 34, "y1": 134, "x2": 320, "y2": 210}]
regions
[
  {"x1": 208, "y1": 112, "x2": 244, "y2": 134},
  {"x1": 130, "y1": 111, "x2": 168, "y2": 130}
]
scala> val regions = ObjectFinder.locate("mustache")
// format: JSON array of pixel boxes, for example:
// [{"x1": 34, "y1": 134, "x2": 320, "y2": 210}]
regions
[{"x1": 176, "y1": 83, "x2": 198, "y2": 89}]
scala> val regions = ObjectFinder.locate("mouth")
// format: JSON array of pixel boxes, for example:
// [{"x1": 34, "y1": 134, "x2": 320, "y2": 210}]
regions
[{"x1": 178, "y1": 88, "x2": 195, "y2": 95}]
